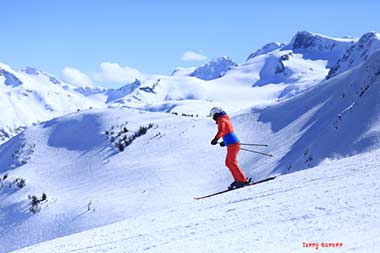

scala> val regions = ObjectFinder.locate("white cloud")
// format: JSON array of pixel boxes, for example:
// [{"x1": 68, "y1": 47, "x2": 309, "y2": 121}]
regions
[
  {"x1": 61, "y1": 67, "x2": 93, "y2": 87},
  {"x1": 93, "y1": 62, "x2": 145, "y2": 83},
  {"x1": 181, "y1": 51, "x2": 208, "y2": 61}
]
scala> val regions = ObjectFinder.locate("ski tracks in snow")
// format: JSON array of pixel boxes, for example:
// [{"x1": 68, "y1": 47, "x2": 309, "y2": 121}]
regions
[{"x1": 11, "y1": 150, "x2": 380, "y2": 253}]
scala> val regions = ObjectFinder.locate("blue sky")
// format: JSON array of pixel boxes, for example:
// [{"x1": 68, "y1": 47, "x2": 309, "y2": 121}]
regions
[{"x1": 1, "y1": 0, "x2": 379, "y2": 88}]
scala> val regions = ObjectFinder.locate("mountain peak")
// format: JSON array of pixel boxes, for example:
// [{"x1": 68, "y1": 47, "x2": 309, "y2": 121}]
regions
[
  {"x1": 22, "y1": 66, "x2": 41, "y2": 75},
  {"x1": 287, "y1": 30, "x2": 356, "y2": 50},
  {"x1": 361, "y1": 31, "x2": 380, "y2": 39},
  {"x1": 0, "y1": 64, "x2": 23, "y2": 87},
  {"x1": 21, "y1": 66, "x2": 62, "y2": 85},
  {"x1": 246, "y1": 42, "x2": 285, "y2": 61},
  {"x1": 106, "y1": 79, "x2": 142, "y2": 103},
  {"x1": 170, "y1": 67, "x2": 197, "y2": 77},
  {"x1": 291, "y1": 31, "x2": 316, "y2": 49},
  {"x1": 283, "y1": 31, "x2": 356, "y2": 67},
  {"x1": 190, "y1": 57, "x2": 237, "y2": 81}
]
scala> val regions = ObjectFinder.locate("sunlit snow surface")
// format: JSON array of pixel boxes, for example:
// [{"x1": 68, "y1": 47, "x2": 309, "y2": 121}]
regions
[
  {"x1": 11, "y1": 150, "x2": 380, "y2": 253},
  {"x1": 2, "y1": 31, "x2": 380, "y2": 253}
]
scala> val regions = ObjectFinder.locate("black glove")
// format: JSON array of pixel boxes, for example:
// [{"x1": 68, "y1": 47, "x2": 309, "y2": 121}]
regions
[
  {"x1": 219, "y1": 141, "x2": 226, "y2": 147},
  {"x1": 211, "y1": 138, "x2": 218, "y2": 145}
]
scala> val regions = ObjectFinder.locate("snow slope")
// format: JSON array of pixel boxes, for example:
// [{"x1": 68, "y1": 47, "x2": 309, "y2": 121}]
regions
[
  {"x1": 327, "y1": 32, "x2": 380, "y2": 79},
  {"x1": 0, "y1": 108, "x2": 228, "y2": 252},
  {"x1": 2, "y1": 43, "x2": 380, "y2": 251},
  {"x1": 243, "y1": 48, "x2": 380, "y2": 176},
  {"x1": 1, "y1": 30, "x2": 379, "y2": 253},
  {"x1": 11, "y1": 149, "x2": 380, "y2": 253}
]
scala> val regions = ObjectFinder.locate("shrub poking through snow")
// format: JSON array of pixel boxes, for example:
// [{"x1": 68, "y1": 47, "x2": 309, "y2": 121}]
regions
[
  {"x1": 9, "y1": 143, "x2": 36, "y2": 169},
  {"x1": 171, "y1": 112, "x2": 198, "y2": 117},
  {"x1": 105, "y1": 122, "x2": 155, "y2": 152},
  {"x1": 118, "y1": 142, "x2": 125, "y2": 152},
  {"x1": 106, "y1": 123, "x2": 155, "y2": 152},
  {"x1": 135, "y1": 124, "x2": 153, "y2": 137},
  {"x1": 0, "y1": 173, "x2": 9, "y2": 189},
  {"x1": 14, "y1": 178, "x2": 26, "y2": 188},
  {"x1": 0, "y1": 175, "x2": 26, "y2": 190},
  {"x1": 28, "y1": 193, "x2": 47, "y2": 214}
]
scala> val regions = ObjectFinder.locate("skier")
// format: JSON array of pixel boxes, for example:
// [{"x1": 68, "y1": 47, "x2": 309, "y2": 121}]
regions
[{"x1": 209, "y1": 107, "x2": 250, "y2": 189}]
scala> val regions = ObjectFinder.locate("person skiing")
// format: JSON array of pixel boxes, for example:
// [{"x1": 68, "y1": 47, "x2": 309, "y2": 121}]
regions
[{"x1": 209, "y1": 107, "x2": 250, "y2": 189}]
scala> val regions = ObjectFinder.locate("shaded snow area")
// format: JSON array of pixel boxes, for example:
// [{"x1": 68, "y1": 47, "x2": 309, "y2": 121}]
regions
[{"x1": 11, "y1": 150, "x2": 380, "y2": 253}]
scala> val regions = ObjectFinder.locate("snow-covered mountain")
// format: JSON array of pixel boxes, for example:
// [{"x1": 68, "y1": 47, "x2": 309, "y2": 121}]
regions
[
  {"x1": 327, "y1": 31, "x2": 380, "y2": 79},
  {"x1": 0, "y1": 63, "x2": 107, "y2": 144},
  {"x1": 22, "y1": 66, "x2": 105, "y2": 97},
  {"x1": 105, "y1": 79, "x2": 142, "y2": 103},
  {"x1": 109, "y1": 31, "x2": 357, "y2": 110},
  {"x1": 2, "y1": 65, "x2": 380, "y2": 250},
  {"x1": 283, "y1": 31, "x2": 356, "y2": 67},
  {"x1": 171, "y1": 57, "x2": 238, "y2": 81},
  {"x1": 0, "y1": 31, "x2": 357, "y2": 145},
  {"x1": 189, "y1": 57, "x2": 238, "y2": 80},
  {"x1": 1, "y1": 30, "x2": 380, "y2": 253},
  {"x1": 170, "y1": 66, "x2": 196, "y2": 77},
  {"x1": 21, "y1": 67, "x2": 62, "y2": 86},
  {"x1": 246, "y1": 41, "x2": 285, "y2": 61},
  {"x1": 245, "y1": 48, "x2": 380, "y2": 176}
]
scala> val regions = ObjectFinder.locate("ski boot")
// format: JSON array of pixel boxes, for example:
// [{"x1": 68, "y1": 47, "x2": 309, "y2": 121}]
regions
[{"x1": 228, "y1": 178, "x2": 252, "y2": 190}]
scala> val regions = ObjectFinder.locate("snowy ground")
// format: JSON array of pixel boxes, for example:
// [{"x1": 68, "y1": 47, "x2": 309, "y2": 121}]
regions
[
  {"x1": 1, "y1": 31, "x2": 379, "y2": 253},
  {"x1": 11, "y1": 149, "x2": 380, "y2": 253},
  {"x1": 0, "y1": 108, "x2": 242, "y2": 252}
]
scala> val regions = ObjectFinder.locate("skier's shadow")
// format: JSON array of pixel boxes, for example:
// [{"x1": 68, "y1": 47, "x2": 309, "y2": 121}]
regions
[
  {"x1": 68, "y1": 203, "x2": 95, "y2": 225},
  {"x1": 69, "y1": 210, "x2": 90, "y2": 224}
]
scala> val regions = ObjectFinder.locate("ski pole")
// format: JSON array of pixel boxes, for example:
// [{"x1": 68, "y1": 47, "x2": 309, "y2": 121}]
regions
[
  {"x1": 240, "y1": 147, "x2": 273, "y2": 157},
  {"x1": 240, "y1": 143, "x2": 268, "y2": 147}
]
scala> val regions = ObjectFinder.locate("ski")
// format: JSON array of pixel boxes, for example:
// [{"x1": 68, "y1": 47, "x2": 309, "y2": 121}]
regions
[{"x1": 194, "y1": 176, "x2": 276, "y2": 200}]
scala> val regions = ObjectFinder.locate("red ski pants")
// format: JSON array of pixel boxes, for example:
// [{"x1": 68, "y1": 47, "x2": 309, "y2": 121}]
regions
[{"x1": 225, "y1": 143, "x2": 247, "y2": 182}]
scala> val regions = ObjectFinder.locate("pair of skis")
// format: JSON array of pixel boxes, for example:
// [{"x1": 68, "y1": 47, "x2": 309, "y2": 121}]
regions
[{"x1": 194, "y1": 176, "x2": 276, "y2": 200}]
